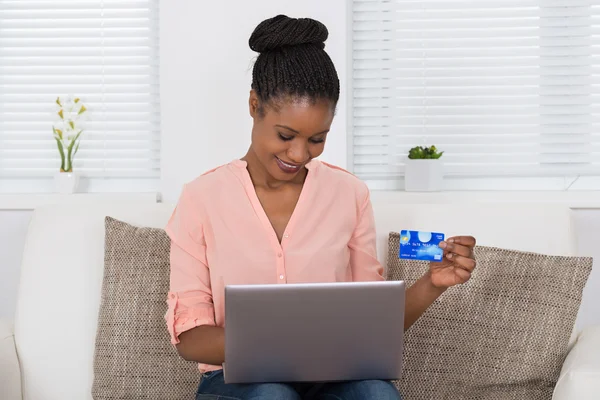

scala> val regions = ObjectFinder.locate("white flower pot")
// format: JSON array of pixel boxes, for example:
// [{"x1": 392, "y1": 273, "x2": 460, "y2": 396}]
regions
[
  {"x1": 404, "y1": 159, "x2": 444, "y2": 192},
  {"x1": 54, "y1": 171, "x2": 80, "y2": 194}
]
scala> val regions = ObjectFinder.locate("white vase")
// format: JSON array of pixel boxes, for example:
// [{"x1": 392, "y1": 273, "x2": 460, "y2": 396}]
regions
[
  {"x1": 404, "y1": 159, "x2": 444, "y2": 192},
  {"x1": 54, "y1": 171, "x2": 80, "y2": 194}
]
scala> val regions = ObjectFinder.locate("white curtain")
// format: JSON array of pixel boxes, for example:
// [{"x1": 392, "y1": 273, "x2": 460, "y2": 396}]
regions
[
  {"x1": 351, "y1": 0, "x2": 600, "y2": 188},
  {"x1": 0, "y1": 0, "x2": 160, "y2": 181}
]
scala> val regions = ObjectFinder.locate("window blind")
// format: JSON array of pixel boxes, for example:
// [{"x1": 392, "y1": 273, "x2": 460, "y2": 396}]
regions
[
  {"x1": 351, "y1": 0, "x2": 600, "y2": 187},
  {"x1": 0, "y1": 0, "x2": 160, "y2": 179}
]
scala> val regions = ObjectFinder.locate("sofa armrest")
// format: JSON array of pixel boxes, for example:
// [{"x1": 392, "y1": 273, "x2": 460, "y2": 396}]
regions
[
  {"x1": 0, "y1": 318, "x2": 22, "y2": 400},
  {"x1": 553, "y1": 326, "x2": 600, "y2": 400}
]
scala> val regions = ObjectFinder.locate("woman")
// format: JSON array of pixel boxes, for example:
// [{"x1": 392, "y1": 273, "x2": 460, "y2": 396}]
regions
[{"x1": 166, "y1": 14, "x2": 477, "y2": 400}]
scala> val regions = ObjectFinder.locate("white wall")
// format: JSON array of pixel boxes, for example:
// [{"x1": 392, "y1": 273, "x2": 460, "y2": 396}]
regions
[{"x1": 159, "y1": 0, "x2": 349, "y2": 204}]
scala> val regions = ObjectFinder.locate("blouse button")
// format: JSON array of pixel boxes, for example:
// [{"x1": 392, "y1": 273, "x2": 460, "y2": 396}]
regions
[
  {"x1": 277, "y1": 252, "x2": 282, "y2": 258},
  {"x1": 279, "y1": 275, "x2": 284, "y2": 280},
  {"x1": 284, "y1": 234, "x2": 289, "y2": 239}
]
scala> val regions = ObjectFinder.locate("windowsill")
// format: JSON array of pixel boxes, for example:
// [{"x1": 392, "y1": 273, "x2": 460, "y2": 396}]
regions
[
  {"x1": 0, "y1": 193, "x2": 159, "y2": 211},
  {"x1": 370, "y1": 190, "x2": 600, "y2": 209},
  {"x1": 3, "y1": 191, "x2": 598, "y2": 211}
]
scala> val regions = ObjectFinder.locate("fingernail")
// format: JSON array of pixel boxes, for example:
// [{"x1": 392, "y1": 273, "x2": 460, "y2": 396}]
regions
[
  {"x1": 439, "y1": 242, "x2": 447, "y2": 249},
  {"x1": 447, "y1": 253, "x2": 453, "y2": 259},
  {"x1": 448, "y1": 239, "x2": 455, "y2": 243}
]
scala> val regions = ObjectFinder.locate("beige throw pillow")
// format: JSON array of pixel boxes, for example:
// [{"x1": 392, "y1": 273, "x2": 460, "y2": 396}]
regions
[
  {"x1": 386, "y1": 232, "x2": 592, "y2": 400},
  {"x1": 92, "y1": 217, "x2": 199, "y2": 399}
]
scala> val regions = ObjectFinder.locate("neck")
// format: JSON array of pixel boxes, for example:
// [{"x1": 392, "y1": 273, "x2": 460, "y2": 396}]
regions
[{"x1": 242, "y1": 148, "x2": 307, "y2": 190}]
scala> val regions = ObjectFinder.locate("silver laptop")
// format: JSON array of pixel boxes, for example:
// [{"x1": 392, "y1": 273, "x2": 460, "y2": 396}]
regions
[{"x1": 223, "y1": 280, "x2": 405, "y2": 384}]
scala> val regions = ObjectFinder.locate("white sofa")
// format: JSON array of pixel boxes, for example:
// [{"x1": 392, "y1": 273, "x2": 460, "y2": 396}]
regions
[{"x1": 0, "y1": 198, "x2": 599, "y2": 400}]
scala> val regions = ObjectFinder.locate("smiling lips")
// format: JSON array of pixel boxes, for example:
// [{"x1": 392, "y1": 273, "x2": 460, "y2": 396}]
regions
[{"x1": 276, "y1": 157, "x2": 302, "y2": 174}]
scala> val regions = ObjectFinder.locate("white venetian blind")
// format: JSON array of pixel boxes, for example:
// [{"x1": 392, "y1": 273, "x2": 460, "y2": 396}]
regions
[
  {"x1": 0, "y1": 0, "x2": 160, "y2": 179},
  {"x1": 352, "y1": 0, "x2": 600, "y2": 186}
]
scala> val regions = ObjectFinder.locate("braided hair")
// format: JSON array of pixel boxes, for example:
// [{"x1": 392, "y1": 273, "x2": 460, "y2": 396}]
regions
[{"x1": 249, "y1": 15, "x2": 340, "y2": 116}]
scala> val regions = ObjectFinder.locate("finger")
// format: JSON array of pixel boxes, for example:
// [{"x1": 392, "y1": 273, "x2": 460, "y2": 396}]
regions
[
  {"x1": 439, "y1": 241, "x2": 472, "y2": 258},
  {"x1": 446, "y1": 253, "x2": 476, "y2": 272},
  {"x1": 447, "y1": 236, "x2": 476, "y2": 247},
  {"x1": 454, "y1": 268, "x2": 472, "y2": 283}
]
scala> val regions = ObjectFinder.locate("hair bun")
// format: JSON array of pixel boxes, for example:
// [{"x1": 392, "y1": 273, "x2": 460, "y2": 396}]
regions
[{"x1": 249, "y1": 14, "x2": 328, "y2": 53}]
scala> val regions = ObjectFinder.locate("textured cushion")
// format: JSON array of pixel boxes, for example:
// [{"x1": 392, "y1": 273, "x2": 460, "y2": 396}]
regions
[
  {"x1": 386, "y1": 232, "x2": 592, "y2": 400},
  {"x1": 92, "y1": 217, "x2": 199, "y2": 399}
]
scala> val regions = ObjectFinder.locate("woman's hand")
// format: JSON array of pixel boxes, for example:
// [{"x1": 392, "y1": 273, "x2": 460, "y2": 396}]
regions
[{"x1": 429, "y1": 236, "x2": 477, "y2": 288}]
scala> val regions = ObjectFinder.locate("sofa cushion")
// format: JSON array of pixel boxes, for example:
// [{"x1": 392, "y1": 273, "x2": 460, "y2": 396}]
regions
[
  {"x1": 92, "y1": 217, "x2": 199, "y2": 399},
  {"x1": 386, "y1": 232, "x2": 592, "y2": 400}
]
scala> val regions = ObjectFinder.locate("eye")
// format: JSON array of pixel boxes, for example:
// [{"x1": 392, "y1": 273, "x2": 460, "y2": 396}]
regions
[
  {"x1": 278, "y1": 133, "x2": 293, "y2": 141},
  {"x1": 310, "y1": 138, "x2": 325, "y2": 144}
]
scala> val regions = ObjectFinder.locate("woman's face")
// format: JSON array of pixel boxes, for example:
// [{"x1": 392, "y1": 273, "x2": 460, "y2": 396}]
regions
[{"x1": 249, "y1": 92, "x2": 335, "y2": 182}]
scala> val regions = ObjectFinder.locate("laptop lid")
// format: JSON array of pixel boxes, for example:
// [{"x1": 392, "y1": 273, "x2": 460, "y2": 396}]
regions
[{"x1": 223, "y1": 280, "x2": 405, "y2": 384}]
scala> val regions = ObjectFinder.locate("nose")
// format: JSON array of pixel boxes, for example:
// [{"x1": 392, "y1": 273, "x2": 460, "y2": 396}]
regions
[{"x1": 287, "y1": 140, "x2": 310, "y2": 164}]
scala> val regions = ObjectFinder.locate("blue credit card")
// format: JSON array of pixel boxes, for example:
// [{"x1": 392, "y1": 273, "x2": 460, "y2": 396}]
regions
[{"x1": 399, "y1": 230, "x2": 445, "y2": 261}]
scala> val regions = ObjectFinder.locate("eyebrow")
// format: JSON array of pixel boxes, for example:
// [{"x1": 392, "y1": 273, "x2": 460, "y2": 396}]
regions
[{"x1": 275, "y1": 124, "x2": 329, "y2": 136}]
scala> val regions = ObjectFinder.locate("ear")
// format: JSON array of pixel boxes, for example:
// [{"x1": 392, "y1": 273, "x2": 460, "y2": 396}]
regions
[{"x1": 249, "y1": 90, "x2": 260, "y2": 118}]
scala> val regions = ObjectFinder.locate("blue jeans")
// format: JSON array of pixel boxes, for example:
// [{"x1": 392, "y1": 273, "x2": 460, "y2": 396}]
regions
[{"x1": 195, "y1": 369, "x2": 402, "y2": 400}]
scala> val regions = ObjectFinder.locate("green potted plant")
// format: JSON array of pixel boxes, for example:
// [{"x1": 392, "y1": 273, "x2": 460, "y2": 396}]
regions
[
  {"x1": 52, "y1": 96, "x2": 87, "y2": 193},
  {"x1": 404, "y1": 145, "x2": 444, "y2": 191}
]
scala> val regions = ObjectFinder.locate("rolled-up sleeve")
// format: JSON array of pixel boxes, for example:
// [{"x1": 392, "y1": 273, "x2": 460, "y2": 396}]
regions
[
  {"x1": 348, "y1": 188, "x2": 384, "y2": 282},
  {"x1": 164, "y1": 184, "x2": 215, "y2": 345}
]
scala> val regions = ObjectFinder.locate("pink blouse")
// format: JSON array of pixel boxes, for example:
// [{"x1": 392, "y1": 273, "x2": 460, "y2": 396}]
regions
[{"x1": 165, "y1": 159, "x2": 383, "y2": 372}]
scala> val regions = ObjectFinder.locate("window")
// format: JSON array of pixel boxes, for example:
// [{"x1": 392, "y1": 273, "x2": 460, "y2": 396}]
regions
[
  {"x1": 351, "y1": 0, "x2": 600, "y2": 190},
  {"x1": 0, "y1": 0, "x2": 160, "y2": 193}
]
